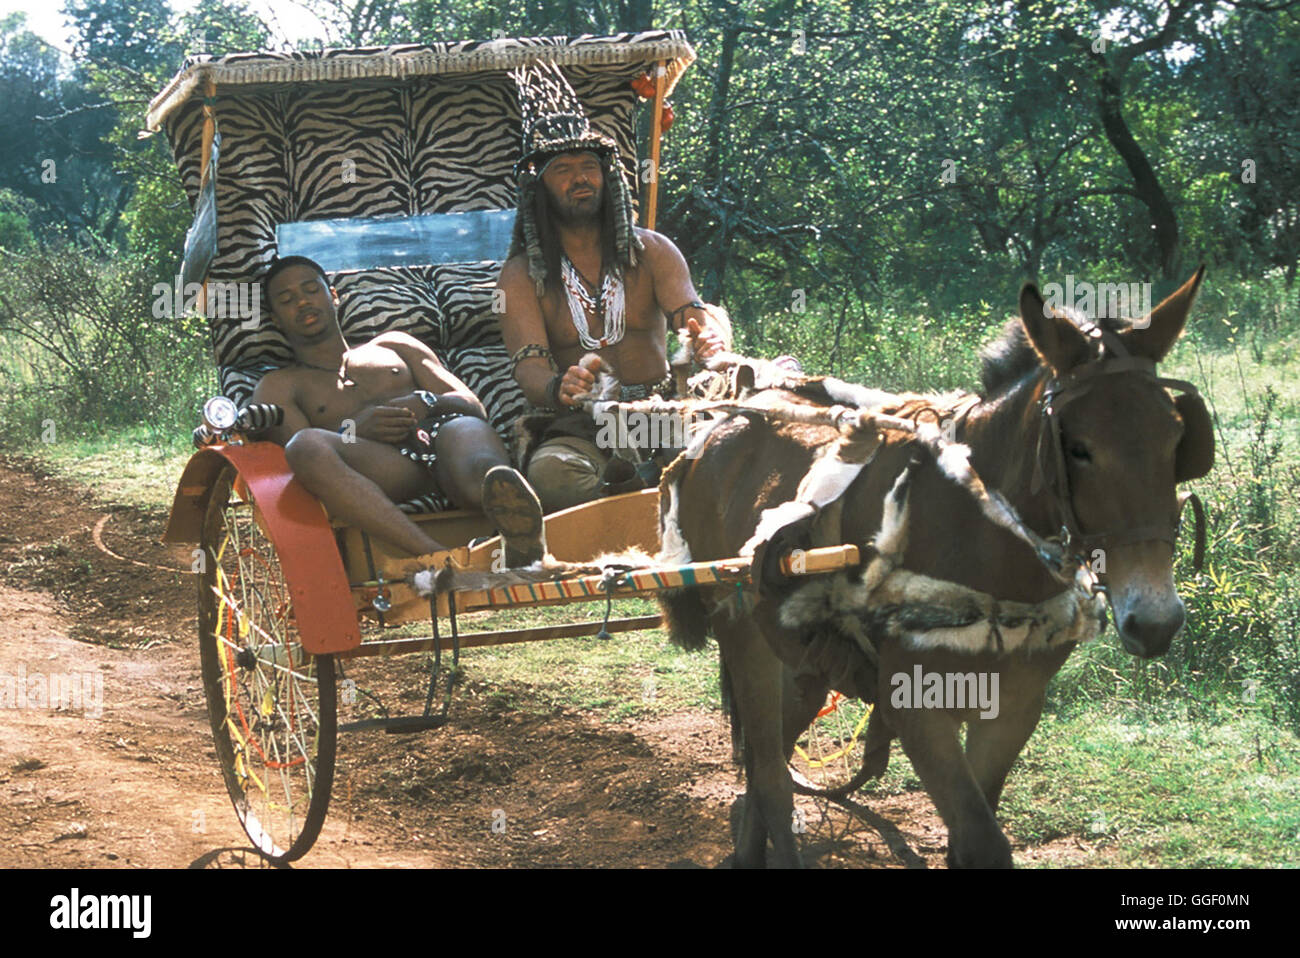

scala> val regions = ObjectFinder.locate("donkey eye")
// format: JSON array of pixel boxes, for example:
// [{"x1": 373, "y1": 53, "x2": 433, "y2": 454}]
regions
[{"x1": 1068, "y1": 442, "x2": 1092, "y2": 462}]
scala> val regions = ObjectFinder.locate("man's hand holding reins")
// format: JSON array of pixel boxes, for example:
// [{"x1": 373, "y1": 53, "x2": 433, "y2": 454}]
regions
[{"x1": 557, "y1": 353, "x2": 604, "y2": 407}]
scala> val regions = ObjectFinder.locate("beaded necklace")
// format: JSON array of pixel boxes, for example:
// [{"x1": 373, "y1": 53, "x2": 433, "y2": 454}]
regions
[{"x1": 561, "y1": 256, "x2": 625, "y2": 349}]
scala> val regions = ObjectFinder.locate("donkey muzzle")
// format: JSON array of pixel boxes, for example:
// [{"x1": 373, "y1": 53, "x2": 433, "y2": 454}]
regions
[{"x1": 1116, "y1": 597, "x2": 1185, "y2": 658}]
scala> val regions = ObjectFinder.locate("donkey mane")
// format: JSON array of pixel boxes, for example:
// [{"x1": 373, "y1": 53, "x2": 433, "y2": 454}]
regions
[{"x1": 979, "y1": 311, "x2": 1132, "y2": 397}]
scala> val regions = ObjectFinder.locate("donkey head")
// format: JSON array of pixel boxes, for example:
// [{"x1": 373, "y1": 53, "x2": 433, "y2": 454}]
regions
[{"x1": 1017, "y1": 268, "x2": 1213, "y2": 658}]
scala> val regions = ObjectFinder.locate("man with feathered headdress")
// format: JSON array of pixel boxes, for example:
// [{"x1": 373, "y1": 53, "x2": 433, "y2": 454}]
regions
[{"x1": 496, "y1": 60, "x2": 732, "y2": 513}]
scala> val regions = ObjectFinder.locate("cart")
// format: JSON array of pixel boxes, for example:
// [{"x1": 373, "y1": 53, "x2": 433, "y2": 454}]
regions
[{"x1": 152, "y1": 31, "x2": 862, "y2": 864}]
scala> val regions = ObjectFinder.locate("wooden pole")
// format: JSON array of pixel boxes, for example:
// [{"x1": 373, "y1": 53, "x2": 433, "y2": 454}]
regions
[
  {"x1": 337, "y1": 615, "x2": 666, "y2": 658},
  {"x1": 643, "y1": 60, "x2": 667, "y2": 230},
  {"x1": 197, "y1": 76, "x2": 216, "y2": 317}
]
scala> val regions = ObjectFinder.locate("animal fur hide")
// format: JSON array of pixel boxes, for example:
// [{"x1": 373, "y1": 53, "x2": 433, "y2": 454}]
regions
[{"x1": 410, "y1": 549, "x2": 657, "y2": 597}]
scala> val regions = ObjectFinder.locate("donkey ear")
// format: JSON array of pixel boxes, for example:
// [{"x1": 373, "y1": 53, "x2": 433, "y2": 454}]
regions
[
  {"x1": 1019, "y1": 283, "x2": 1090, "y2": 376},
  {"x1": 1122, "y1": 266, "x2": 1205, "y2": 361},
  {"x1": 1174, "y1": 392, "x2": 1215, "y2": 482}
]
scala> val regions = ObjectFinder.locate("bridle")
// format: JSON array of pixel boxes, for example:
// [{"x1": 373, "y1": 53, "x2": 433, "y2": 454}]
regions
[{"x1": 1031, "y1": 324, "x2": 1207, "y2": 574}]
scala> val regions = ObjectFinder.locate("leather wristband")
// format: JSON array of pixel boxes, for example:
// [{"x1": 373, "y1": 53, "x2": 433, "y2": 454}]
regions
[{"x1": 545, "y1": 373, "x2": 564, "y2": 410}]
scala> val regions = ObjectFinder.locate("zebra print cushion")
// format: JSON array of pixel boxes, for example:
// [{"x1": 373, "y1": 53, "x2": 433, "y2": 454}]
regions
[
  {"x1": 219, "y1": 364, "x2": 277, "y2": 409},
  {"x1": 432, "y1": 261, "x2": 500, "y2": 351},
  {"x1": 335, "y1": 266, "x2": 445, "y2": 347},
  {"x1": 443, "y1": 342, "x2": 530, "y2": 440}
]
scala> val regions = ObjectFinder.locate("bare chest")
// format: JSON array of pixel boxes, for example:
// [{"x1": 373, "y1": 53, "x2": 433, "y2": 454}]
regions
[
  {"x1": 543, "y1": 269, "x2": 667, "y2": 380},
  {"x1": 295, "y1": 347, "x2": 415, "y2": 426}
]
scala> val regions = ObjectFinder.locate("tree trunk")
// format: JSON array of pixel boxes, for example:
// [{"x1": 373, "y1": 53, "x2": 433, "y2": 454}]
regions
[
  {"x1": 1097, "y1": 69, "x2": 1180, "y2": 279},
  {"x1": 700, "y1": 19, "x2": 740, "y2": 301},
  {"x1": 703, "y1": 21, "x2": 739, "y2": 188}
]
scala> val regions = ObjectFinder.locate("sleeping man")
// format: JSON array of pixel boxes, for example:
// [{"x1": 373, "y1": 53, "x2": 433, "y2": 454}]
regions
[{"x1": 248, "y1": 255, "x2": 547, "y2": 567}]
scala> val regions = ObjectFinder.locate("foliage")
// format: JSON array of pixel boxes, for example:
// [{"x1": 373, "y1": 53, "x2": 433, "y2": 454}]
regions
[{"x1": 0, "y1": 242, "x2": 212, "y2": 446}]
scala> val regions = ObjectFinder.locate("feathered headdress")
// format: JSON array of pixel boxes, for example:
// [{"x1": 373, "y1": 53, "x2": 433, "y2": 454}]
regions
[{"x1": 508, "y1": 60, "x2": 641, "y2": 295}]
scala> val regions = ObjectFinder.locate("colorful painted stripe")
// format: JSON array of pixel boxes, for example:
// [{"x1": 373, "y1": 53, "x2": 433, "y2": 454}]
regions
[
  {"x1": 439, "y1": 547, "x2": 860, "y2": 614},
  {"x1": 451, "y1": 557, "x2": 750, "y2": 612}
]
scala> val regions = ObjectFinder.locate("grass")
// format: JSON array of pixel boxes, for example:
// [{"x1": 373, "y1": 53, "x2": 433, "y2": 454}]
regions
[
  {"x1": 1165, "y1": 331, "x2": 1300, "y2": 468},
  {"x1": 999, "y1": 709, "x2": 1300, "y2": 867},
  {"x1": 363, "y1": 599, "x2": 722, "y2": 722},
  {"x1": 3, "y1": 426, "x2": 194, "y2": 514}
]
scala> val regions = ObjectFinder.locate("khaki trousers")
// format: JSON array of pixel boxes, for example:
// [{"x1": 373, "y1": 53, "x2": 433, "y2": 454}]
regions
[{"x1": 525, "y1": 435, "x2": 611, "y2": 513}]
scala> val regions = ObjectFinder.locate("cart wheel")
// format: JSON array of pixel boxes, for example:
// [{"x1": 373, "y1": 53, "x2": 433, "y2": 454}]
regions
[
  {"x1": 198, "y1": 463, "x2": 336, "y2": 863},
  {"x1": 789, "y1": 693, "x2": 873, "y2": 798}
]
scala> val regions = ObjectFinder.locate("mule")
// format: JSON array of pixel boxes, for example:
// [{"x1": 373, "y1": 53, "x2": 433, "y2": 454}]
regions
[{"x1": 658, "y1": 269, "x2": 1213, "y2": 868}]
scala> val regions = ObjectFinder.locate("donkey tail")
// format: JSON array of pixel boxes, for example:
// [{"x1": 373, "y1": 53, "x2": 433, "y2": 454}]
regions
[{"x1": 658, "y1": 587, "x2": 711, "y2": 652}]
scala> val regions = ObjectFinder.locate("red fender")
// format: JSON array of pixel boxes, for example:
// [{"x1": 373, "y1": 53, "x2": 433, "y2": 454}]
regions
[{"x1": 164, "y1": 443, "x2": 361, "y2": 654}]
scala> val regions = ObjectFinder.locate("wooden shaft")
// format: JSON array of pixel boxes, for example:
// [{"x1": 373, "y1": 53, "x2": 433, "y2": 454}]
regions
[
  {"x1": 336, "y1": 614, "x2": 665, "y2": 658},
  {"x1": 779, "y1": 544, "x2": 862, "y2": 576},
  {"x1": 644, "y1": 60, "x2": 667, "y2": 229}
]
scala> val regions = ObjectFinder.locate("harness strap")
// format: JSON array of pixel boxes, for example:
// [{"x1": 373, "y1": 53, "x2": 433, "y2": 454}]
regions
[
  {"x1": 1178, "y1": 491, "x2": 1207, "y2": 572},
  {"x1": 1036, "y1": 340, "x2": 1208, "y2": 564}
]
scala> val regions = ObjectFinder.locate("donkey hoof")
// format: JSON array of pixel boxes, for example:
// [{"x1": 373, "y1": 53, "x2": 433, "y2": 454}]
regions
[{"x1": 946, "y1": 833, "x2": 1012, "y2": 869}]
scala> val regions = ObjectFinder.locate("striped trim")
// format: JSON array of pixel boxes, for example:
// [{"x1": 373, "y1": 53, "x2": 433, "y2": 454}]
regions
[
  {"x1": 453, "y1": 558, "x2": 754, "y2": 611},
  {"x1": 148, "y1": 32, "x2": 695, "y2": 131}
]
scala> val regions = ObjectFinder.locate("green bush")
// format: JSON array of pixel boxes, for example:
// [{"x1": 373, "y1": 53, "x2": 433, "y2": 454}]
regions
[{"x1": 0, "y1": 240, "x2": 213, "y2": 450}]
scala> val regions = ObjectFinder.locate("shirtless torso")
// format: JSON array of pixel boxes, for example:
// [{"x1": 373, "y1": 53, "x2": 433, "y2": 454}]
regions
[
  {"x1": 530, "y1": 229, "x2": 676, "y2": 388},
  {"x1": 253, "y1": 331, "x2": 472, "y2": 443},
  {"x1": 250, "y1": 258, "x2": 544, "y2": 563},
  {"x1": 498, "y1": 226, "x2": 715, "y2": 408}
]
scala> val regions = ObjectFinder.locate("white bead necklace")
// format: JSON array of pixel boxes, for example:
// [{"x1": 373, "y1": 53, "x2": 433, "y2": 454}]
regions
[{"x1": 561, "y1": 256, "x2": 625, "y2": 349}]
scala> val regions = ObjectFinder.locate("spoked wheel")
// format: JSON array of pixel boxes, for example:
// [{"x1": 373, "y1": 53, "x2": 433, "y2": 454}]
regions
[
  {"x1": 789, "y1": 693, "x2": 874, "y2": 798},
  {"x1": 198, "y1": 463, "x2": 336, "y2": 863}
]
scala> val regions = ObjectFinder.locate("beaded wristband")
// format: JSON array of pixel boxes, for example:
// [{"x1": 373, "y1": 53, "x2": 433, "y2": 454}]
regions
[{"x1": 511, "y1": 343, "x2": 557, "y2": 373}]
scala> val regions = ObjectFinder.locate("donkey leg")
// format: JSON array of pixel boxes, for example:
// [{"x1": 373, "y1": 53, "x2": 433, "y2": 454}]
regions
[
  {"x1": 716, "y1": 618, "x2": 802, "y2": 868},
  {"x1": 891, "y1": 708, "x2": 1012, "y2": 868},
  {"x1": 781, "y1": 668, "x2": 828, "y2": 761},
  {"x1": 964, "y1": 691, "x2": 1045, "y2": 813},
  {"x1": 964, "y1": 649, "x2": 1066, "y2": 812}
]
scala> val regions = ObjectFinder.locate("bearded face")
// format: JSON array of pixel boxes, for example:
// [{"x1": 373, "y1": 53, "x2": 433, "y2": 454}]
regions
[{"x1": 539, "y1": 151, "x2": 606, "y2": 224}]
